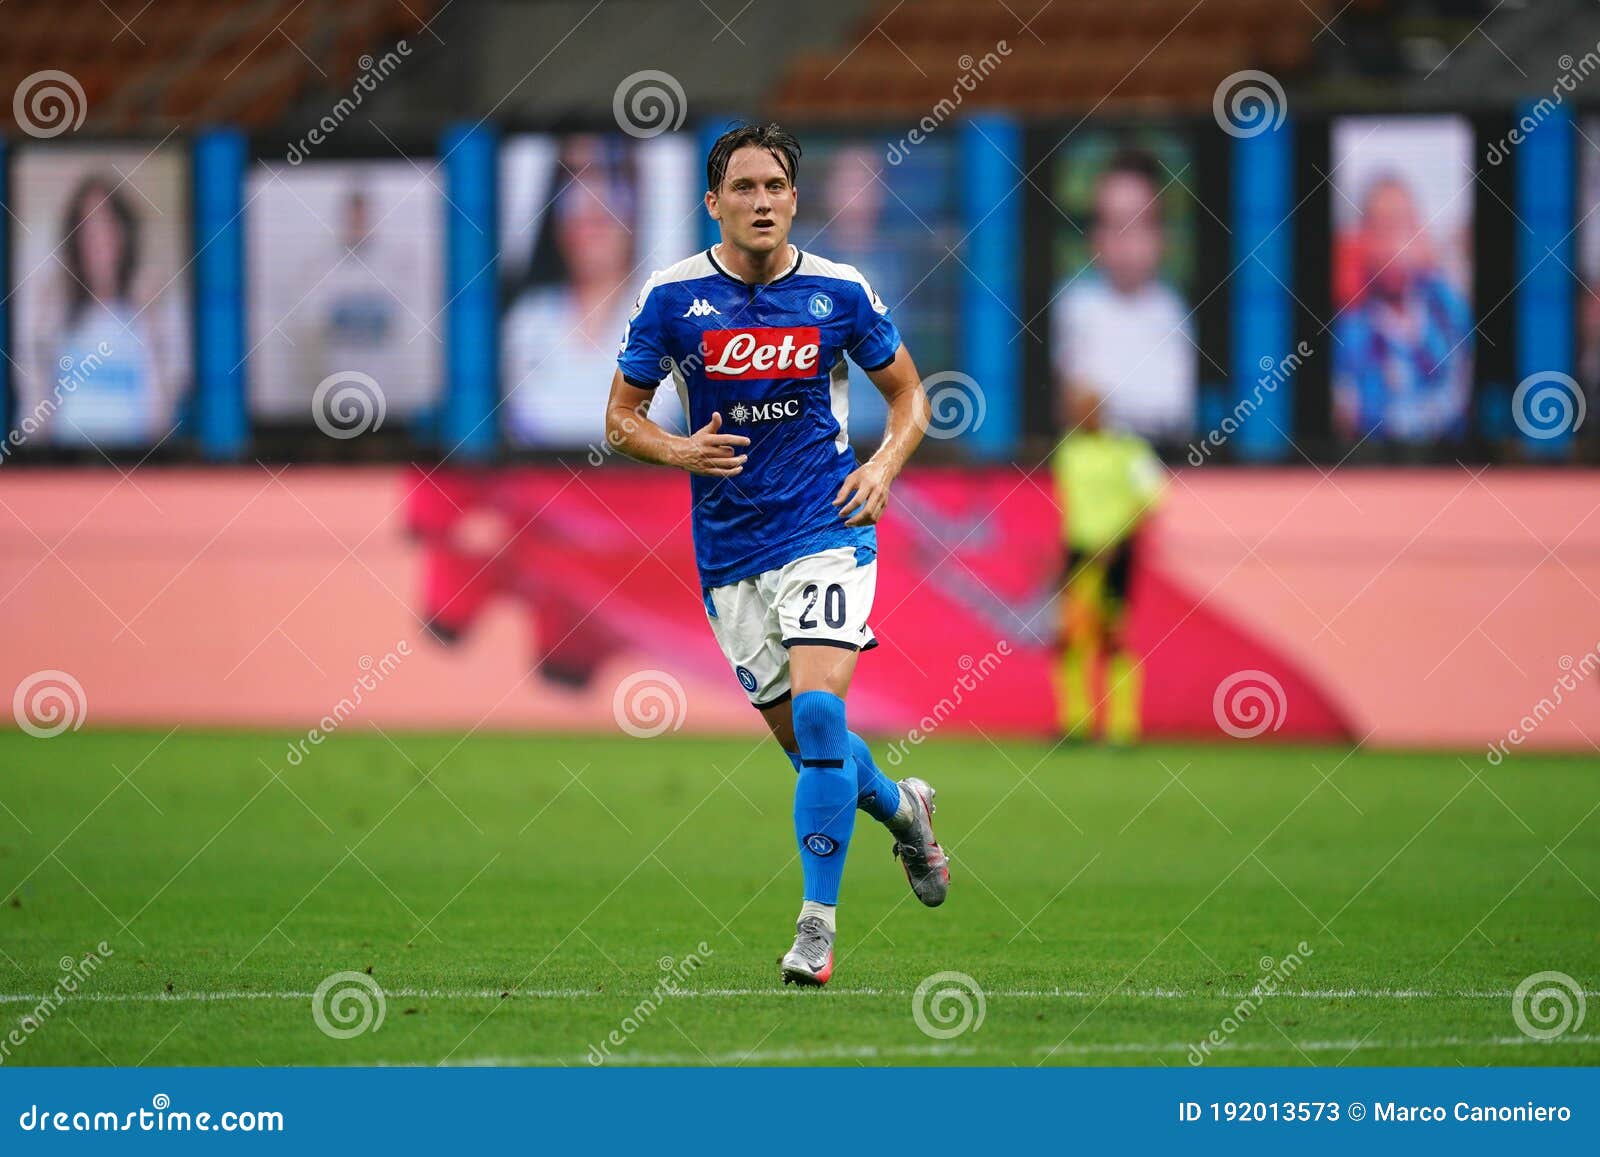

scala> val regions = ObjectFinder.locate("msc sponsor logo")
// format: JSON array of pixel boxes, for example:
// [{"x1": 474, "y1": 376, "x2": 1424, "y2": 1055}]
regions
[
  {"x1": 725, "y1": 395, "x2": 803, "y2": 426},
  {"x1": 702, "y1": 327, "x2": 821, "y2": 379}
]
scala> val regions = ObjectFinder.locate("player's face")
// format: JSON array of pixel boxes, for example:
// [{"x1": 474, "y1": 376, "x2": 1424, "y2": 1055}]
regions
[
  {"x1": 77, "y1": 195, "x2": 127, "y2": 301},
  {"x1": 559, "y1": 190, "x2": 632, "y2": 283},
  {"x1": 1091, "y1": 171, "x2": 1164, "y2": 294},
  {"x1": 1362, "y1": 181, "x2": 1425, "y2": 296},
  {"x1": 707, "y1": 146, "x2": 796, "y2": 256}
]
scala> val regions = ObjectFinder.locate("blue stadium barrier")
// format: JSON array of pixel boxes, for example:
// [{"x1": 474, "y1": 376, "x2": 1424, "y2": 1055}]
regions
[
  {"x1": 959, "y1": 114, "x2": 1023, "y2": 460},
  {"x1": 1231, "y1": 117, "x2": 1294, "y2": 462},
  {"x1": 0, "y1": 138, "x2": 8, "y2": 447},
  {"x1": 1514, "y1": 100, "x2": 1575, "y2": 459},
  {"x1": 193, "y1": 129, "x2": 248, "y2": 460},
  {"x1": 442, "y1": 122, "x2": 499, "y2": 460}
]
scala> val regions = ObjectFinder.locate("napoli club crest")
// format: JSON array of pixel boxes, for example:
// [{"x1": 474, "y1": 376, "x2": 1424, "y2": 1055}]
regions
[
  {"x1": 736, "y1": 666, "x2": 758, "y2": 692},
  {"x1": 804, "y1": 832, "x2": 838, "y2": 856},
  {"x1": 807, "y1": 292, "x2": 833, "y2": 319}
]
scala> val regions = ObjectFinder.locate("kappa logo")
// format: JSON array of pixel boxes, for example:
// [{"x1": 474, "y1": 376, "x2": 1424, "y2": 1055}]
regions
[
  {"x1": 725, "y1": 396, "x2": 803, "y2": 425},
  {"x1": 683, "y1": 298, "x2": 721, "y2": 318}
]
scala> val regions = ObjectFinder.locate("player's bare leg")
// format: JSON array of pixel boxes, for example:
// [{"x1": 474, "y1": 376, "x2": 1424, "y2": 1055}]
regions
[
  {"x1": 1103, "y1": 616, "x2": 1141, "y2": 746},
  {"x1": 777, "y1": 644, "x2": 856, "y2": 985},
  {"x1": 772, "y1": 646, "x2": 947, "y2": 982}
]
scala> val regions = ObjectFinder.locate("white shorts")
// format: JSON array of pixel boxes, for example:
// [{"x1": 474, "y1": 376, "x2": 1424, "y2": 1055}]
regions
[{"x1": 705, "y1": 546, "x2": 878, "y2": 708}]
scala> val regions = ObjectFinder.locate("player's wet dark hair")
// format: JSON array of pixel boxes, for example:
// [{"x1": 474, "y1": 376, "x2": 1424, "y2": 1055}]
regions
[
  {"x1": 60, "y1": 174, "x2": 141, "y2": 327},
  {"x1": 1100, "y1": 147, "x2": 1164, "y2": 193},
  {"x1": 705, "y1": 122, "x2": 801, "y2": 192},
  {"x1": 510, "y1": 135, "x2": 637, "y2": 297}
]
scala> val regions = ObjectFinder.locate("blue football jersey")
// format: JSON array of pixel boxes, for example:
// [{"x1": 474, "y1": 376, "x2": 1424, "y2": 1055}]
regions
[{"x1": 616, "y1": 247, "x2": 903, "y2": 590}]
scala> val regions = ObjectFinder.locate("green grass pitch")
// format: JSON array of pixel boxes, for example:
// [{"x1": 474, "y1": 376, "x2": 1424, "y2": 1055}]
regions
[{"x1": 1, "y1": 730, "x2": 1596, "y2": 1067}]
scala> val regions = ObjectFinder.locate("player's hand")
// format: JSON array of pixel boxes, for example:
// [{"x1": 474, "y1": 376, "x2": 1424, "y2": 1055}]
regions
[
  {"x1": 675, "y1": 411, "x2": 750, "y2": 478},
  {"x1": 834, "y1": 460, "x2": 894, "y2": 527}
]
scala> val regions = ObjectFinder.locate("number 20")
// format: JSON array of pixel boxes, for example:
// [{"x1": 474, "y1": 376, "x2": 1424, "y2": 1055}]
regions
[{"x1": 799, "y1": 583, "x2": 846, "y2": 629}]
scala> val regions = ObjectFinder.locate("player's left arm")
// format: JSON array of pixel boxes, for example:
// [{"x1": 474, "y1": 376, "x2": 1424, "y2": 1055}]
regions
[
  {"x1": 1129, "y1": 437, "x2": 1165, "y2": 528},
  {"x1": 834, "y1": 344, "x2": 930, "y2": 527}
]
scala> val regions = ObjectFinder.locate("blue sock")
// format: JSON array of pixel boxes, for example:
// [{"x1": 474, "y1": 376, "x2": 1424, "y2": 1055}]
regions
[
  {"x1": 849, "y1": 732, "x2": 903, "y2": 823},
  {"x1": 791, "y1": 691, "x2": 857, "y2": 905},
  {"x1": 783, "y1": 732, "x2": 901, "y2": 825}
]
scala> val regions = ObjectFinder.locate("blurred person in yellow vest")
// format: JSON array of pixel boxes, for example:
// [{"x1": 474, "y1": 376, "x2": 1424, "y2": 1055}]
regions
[{"x1": 1052, "y1": 388, "x2": 1163, "y2": 744}]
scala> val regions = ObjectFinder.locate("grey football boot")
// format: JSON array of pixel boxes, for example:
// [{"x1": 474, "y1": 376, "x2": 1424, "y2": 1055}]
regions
[
  {"x1": 779, "y1": 915, "x2": 836, "y2": 987},
  {"x1": 889, "y1": 777, "x2": 950, "y2": 907}
]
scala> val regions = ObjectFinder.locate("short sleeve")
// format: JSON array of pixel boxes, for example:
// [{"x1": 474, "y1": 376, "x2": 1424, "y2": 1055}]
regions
[
  {"x1": 1130, "y1": 441, "x2": 1164, "y2": 503},
  {"x1": 844, "y1": 275, "x2": 901, "y2": 373},
  {"x1": 616, "y1": 279, "x2": 669, "y2": 388}
]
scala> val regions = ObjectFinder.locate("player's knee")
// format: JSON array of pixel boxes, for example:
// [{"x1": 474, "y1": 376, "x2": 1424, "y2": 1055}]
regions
[
  {"x1": 1061, "y1": 613, "x2": 1098, "y2": 650},
  {"x1": 792, "y1": 689, "x2": 847, "y2": 751},
  {"x1": 1104, "y1": 614, "x2": 1129, "y2": 650},
  {"x1": 789, "y1": 643, "x2": 857, "y2": 698}
]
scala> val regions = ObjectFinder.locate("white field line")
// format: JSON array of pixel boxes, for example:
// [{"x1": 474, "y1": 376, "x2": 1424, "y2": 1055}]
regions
[
  {"x1": 2, "y1": 986, "x2": 1596, "y2": 1006},
  {"x1": 444, "y1": 1033, "x2": 1600, "y2": 1067}
]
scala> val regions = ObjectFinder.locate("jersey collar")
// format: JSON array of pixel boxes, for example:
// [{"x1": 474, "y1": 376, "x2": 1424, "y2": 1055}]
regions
[{"x1": 707, "y1": 244, "x2": 803, "y2": 287}]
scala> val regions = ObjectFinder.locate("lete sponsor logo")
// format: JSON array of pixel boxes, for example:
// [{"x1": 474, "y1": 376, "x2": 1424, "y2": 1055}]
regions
[{"x1": 701, "y1": 327, "x2": 821, "y2": 379}]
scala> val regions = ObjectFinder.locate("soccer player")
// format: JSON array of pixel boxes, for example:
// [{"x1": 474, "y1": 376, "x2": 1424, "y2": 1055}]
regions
[
  {"x1": 1054, "y1": 387, "x2": 1162, "y2": 745},
  {"x1": 603, "y1": 123, "x2": 949, "y2": 987}
]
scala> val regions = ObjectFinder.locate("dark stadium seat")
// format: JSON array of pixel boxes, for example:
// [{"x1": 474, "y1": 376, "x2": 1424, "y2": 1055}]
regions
[
  {"x1": 2, "y1": 0, "x2": 436, "y2": 132},
  {"x1": 772, "y1": 0, "x2": 1331, "y2": 117}
]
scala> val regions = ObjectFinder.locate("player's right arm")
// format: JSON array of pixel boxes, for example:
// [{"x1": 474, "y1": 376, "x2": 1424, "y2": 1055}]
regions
[
  {"x1": 604, "y1": 371, "x2": 750, "y2": 477},
  {"x1": 606, "y1": 274, "x2": 749, "y2": 476}
]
